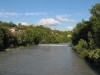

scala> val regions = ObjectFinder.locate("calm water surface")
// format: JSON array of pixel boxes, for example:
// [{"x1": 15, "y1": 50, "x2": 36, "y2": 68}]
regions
[{"x1": 0, "y1": 44, "x2": 98, "y2": 75}]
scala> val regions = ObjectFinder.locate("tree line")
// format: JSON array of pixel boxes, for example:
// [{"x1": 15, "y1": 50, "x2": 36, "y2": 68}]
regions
[
  {"x1": 72, "y1": 3, "x2": 100, "y2": 67},
  {"x1": 0, "y1": 21, "x2": 72, "y2": 51}
]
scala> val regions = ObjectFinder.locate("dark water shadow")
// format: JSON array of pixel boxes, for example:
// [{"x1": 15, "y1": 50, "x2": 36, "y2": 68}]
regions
[
  {"x1": 70, "y1": 42, "x2": 100, "y2": 75},
  {"x1": 85, "y1": 60, "x2": 100, "y2": 75},
  {"x1": 0, "y1": 49, "x2": 6, "y2": 52}
]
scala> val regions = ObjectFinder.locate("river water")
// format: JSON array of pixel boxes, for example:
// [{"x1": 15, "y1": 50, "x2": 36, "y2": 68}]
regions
[{"x1": 0, "y1": 44, "x2": 98, "y2": 75}]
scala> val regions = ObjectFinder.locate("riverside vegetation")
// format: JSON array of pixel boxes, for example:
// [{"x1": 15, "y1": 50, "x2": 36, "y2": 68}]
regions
[
  {"x1": 0, "y1": 21, "x2": 72, "y2": 51},
  {"x1": 72, "y1": 3, "x2": 100, "y2": 67}
]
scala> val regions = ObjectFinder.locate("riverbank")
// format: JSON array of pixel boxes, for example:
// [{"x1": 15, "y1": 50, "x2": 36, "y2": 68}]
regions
[
  {"x1": 5, "y1": 46, "x2": 27, "y2": 51},
  {"x1": 1, "y1": 43, "x2": 71, "y2": 52},
  {"x1": 72, "y1": 46, "x2": 100, "y2": 75},
  {"x1": 0, "y1": 45, "x2": 35, "y2": 52}
]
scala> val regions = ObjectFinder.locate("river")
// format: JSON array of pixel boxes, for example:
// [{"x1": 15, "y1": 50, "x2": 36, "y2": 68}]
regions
[{"x1": 0, "y1": 44, "x2": 98, "y2": 75}]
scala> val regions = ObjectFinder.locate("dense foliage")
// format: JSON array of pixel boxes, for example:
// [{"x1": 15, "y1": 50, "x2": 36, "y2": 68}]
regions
[
  {"x1": 72, "y1": 3, "x2": 100, "y2": 67},
  {"x1": 0, "y1": 21, "x2": 71, "y2": 50}
]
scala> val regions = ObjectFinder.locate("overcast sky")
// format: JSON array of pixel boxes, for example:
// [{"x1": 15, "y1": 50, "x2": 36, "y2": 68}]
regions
[{"x1": 0, "y1": 0, "x2": 99, "y2": 30}]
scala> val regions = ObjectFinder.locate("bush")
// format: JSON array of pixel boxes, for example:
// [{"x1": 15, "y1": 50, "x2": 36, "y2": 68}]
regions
[
  {"x1": 72, "y1": 39, "x2": 88, "y2": 54},
  {"x1": 89, "y1": 49, "x2": 100, "y2": 60},
  {"x1": 88, "y1": 49, "x2": 100, "y2": 66}
]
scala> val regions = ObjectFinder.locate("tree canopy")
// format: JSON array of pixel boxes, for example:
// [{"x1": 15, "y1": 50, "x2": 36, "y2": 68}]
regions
[{"x1": 0, "y1": 21, "x2": 72, "y2": 50}]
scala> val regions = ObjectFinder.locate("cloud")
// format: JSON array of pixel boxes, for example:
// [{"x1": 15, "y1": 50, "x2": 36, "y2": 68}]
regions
[
  {"x1": 0, "y1": 11, "x2": 19, "y2": 17},
  {"x1": 67, "y1": 26, "x2": 74, "y2": 30},
  {"x1": 56, "y1": 15, "x2": 75, "y2": 22},
  {"x1": 38, "y1": 18, "x2": 60, "y2": 25},
  {"x1": 25, "y1": 12, "x2": 47, "y2": 16},
  {"x1": 17, "y1": 22, "x2": 30, "y2": 26},
  {"x1": 0, "y1": 10, "x2": 47, "y2": 17}
]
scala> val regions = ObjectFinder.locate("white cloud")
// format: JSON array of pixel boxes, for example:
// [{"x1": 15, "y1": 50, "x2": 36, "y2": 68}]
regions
[
  {"x1": 38, "y1": 18, "x2": 60, "y2": 25},
  {"x1": 67, "y1": 26, "x2": 74, "y2": 30},
  {"x1": 0, "y1": 10, "x2": 47, "y2": 17},
  {"x1": 56, "y1": 15, "x2": 75, "y2": 22},
  {"x1": 25, "y1": 12, "x2": 47, "y2": 16},
  {"x1": 0, "y1": 11, "x2": 19, "y2": 17}
]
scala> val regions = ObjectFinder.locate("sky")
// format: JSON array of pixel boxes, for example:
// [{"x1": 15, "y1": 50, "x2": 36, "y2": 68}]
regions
[{"x1": 0, "y1": 0, "x2": 99, "y2": 31}]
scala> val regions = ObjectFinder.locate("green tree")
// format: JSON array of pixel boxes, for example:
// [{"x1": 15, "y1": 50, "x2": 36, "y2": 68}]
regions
[
  {"x1": 72, "y1": 3, "x2": 100, "y2": 66},
  {"x1": 90, "y1": 3, "x2": 100, "y2": 48},
  {"x1": 88, "y1": 31, "x2": 96, "y2": 49}
]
